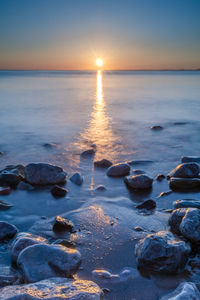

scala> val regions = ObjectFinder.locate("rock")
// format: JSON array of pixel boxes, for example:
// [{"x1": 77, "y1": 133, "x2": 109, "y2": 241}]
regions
[
  {"x1": 0, "y1": 186, "x2": 11, "y2": 195},
  {"x1": 0, "y1": 151, "x2": 3, "y2": 155},
  {"x1": 51, "y1": 185, "x2": 67, "y2": 197},
  {"x1": 53, "y1": 216, "x2": 74, "y2": 233},
  {"x1": 156, "y1": 174, "x2": 165, "y2": 181},
  {"x1": 0, "y1": 165, "x2": 25, "y2": 187},
  {"x1": 134, "y1": 226, "x2": 144, "y2": 232},
  {"x1": 0, "y1": 222, "x2": 18, "y2": 240},
  {"x1": 181, "y1": 156, "x2": 200, "y2": 163},
  {"x1": 11, "y1": 232, "x2": 48, "y2": 263},
  {"x1": 53, "y1": 239, "x2": 76, "y2": 249},
  {"x1": 169, "y1": 177, "x2": 200, "y2": 190},
  {"x1": 158, "y1": 190, "x2": 173, "y2": 197},
  {"x1": 25, "y1": 163, "x2": 67, "y2": 185},
  {"x1": 124, "y1": 174, "x2": 153, "y2": 190},
  {"x1": 107, "y1": 163, "x2": 130, "y2": 177},
  {"x1": 150, "y1": 125, "x2": 163, "y2": 130},
  {"x1": 95, "y1": 185, "x2": 106, "y2": 191},
  {"x1": 43, "y1": 143, "x2": 56, "y2": 149},
  {"x1": 90, "y1": 143, "x2": 97, "y2": 148},
  {"x1": 70, "y1": 173, "x2": 83, "y2": 186},
  {"x1": 0, "y1": 200, "x2": 13, "y2": 210},
  {"x1": 136, "y1": 200, "x2": 156, "y2": 210},
  {"x1": 135, "y1": 231, "x2": 190, "y2": 274},
  {"x1": 132, "y1": 169, "x2": 145, "y2": 175},
  {"x1": 17, "y1": 244, "x2": 81, "y2": 282},
  {"x1": 168, "y1": 208, "x2": 187, "y2": 235},
  {"x1": 92, "y1": 267, "x2": 138, "y2": 283},
  {"x1": 128, "y1": 160, "x2": 153, "y2": 166},
  {"x1": 81, "y1": 148, "x2": 96, "y2": 158},
  {"x1": 0, "y1": 277, "x2": 103, "y2": 299},
  {"x1": 17, "y1": 181, "x2": 34, "y2": 191},
  {"x1": 179, "y1": 208, "x2": 200, "y2": 243},
  {"x1": 0, "y1": 266, "x2": 18, "y2": 287},
  {"x1": 94, "y1": 159, "x2": 112, "y2": 168},
  {"x1": 167, "y1": 163, "x2": 199, "y2": 179},
  {"x1": 174, "y1": 199, "x2": 200, "y2": 210},
  {"x1": 160, "y1": 282, "x2": 200, "y2": 300}
]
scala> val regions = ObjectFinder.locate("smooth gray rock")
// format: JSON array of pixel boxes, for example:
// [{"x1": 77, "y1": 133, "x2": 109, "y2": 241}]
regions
[
  {"x1": 11, "y1": 232, "x2": 48, "y2": 263},
  {"x1": 169, "y1": 177, "x2": 200, "y2": 190},
  {"x1": 181, "y1": 156, "x2": 200, "y2": 163},
  {"x1": 168, "y1": 163, "x2": 199, "y2": 179},
  {"x1": 124, "y1": 174, "x2": 153, "y2": 190},
  {"x1": 160, "y1": 282, "x2": 200, "y2": 300},
  {"x1": 17, "y1": 244, "x2": 81, "y2": 282},
  {"x1": 94, "y1": 159, "x2": 112, "y2": 168},
  {"x1": 0, "y1": 277, "x2": 103, "y2": 300},
  {"x1": 135, "y1": 231, "x2": 190, "y2": 274},
  {"x1": 17, "y1": 181, "x2": 34, "y2": 191},
  {"x1": 70, "y1": 172, "x2": 83, "y2": 186},
  {"x1": 0, "y1": 221, "x2": 18, "y2": 240},
  {"x1": 179, "y1": 208, "x2": 200, "y2": 242},
  {"x1": 25, "y1": 163, "x2": 67, "y2": 185},
  {"x1": 168, "y1": 208, "x2": 187, "y2": 235},
  {"x1": 107, "y1": 163, "x2": 130, "y2": 177},
  {"x1": 174, "y1": 199, "x2": 200, "y2": 210},
  {"x1": 0, "y1": 165, "x2": 25, "y2": 187}
]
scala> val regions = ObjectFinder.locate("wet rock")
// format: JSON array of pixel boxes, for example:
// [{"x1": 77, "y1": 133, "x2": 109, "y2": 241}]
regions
[
  {"x1": 181, "y1": 156, "x2": 200, "y2": 163},
  {"x1": 132, "y1": 169, "x2": 145, "y2": 175},
  {"x1": 0, "y1": 200, "x2": 13, "y2": 210},
  {"x1": 135, "y1": 231, "x2": 190, "y2": 274},
  {"x1": 90, "y1": 143, "x2": 97, "y2": 148},
  {"x1": 0, "y1": 266, "x2": 18, "y2": 287},
  {"x1": 169, "y1": 177, "x2": 200, "y2": 190},
  {"x1": 158, "y1": 190, "x2": 173, "y2": 197},
  {"x1": 134, "y1": 226, "x2": 144, "y2": 232},
  {"x1": 174, "y1": 199, "x2": 200, "y2": 210},
  {"x1": 156, "y1": 174, "x2": 165, "y2": 181},
  {"x1": 0, "y1": 221, "x2": 18, "y2": 240},
  {"x1": 167, "y1": 163, "x2": 199, "y2": 179},
  {"x1": 136, "y1": 200, "x2": 156, "y2": 210},
  {"x1": 107, "y1": 163, "x2": 130, "y2": 177},
  {"x1": 51, "y1": 185, "x2": 67, "y2": 197},
  {"x1": 81, "y1": 148, "x2": 96, "y2": 158},
  {"x1": 0, "y1": 151, "x2": 3, "y2": 155},
  {"x1": 95, "y1": 185, "x2": 106, "y2": 191},
  {"x1": 53, "y1": 216, "x2": 74, "y2": 233},
  {"x1": 0, "y1": 277, "x2": 102, "y2": 299},
  {"x1": 0, "y1": 186, "x2": 11, "y2": 195},
  {"x1": 11, "y1": 232, "x2": 48, "y2": 263},
  {"x1": 17, "y1": 181, "x2": 34, "y2": 191},
  {"x1": 179, "y1": 208, "x2": 200, "y2": 243},
  {"x1": 160, "y1": 282, "x2": 200, "y2": 300},
  {"x1": 53, "y1": 239, "x2": 76, "y2": 249},
  {"x1": 25, "y1": 163, "x2": 67, "y2": 185},
  {"x1": 17, "y1": 244, "x2": 81, "y2": 282},
  {"x1": 43, "y1": 143, "x2": 56, "y2": 148},
  {"x1": 124, "y1": 174, "x2": 153, "y2": 190},
  {"x1": 94, "y1": 159, "x2": 112, "y2": 168},
  {"x1": 150, "y1": 125, "x2": 163, "y2": 130},
  {"x1": 70, "y1": 172, "x2": 83, "y2": 186},
  {"x1": 128, "y1": 160, "x2": 153, "y2": 166},
  {"x1": 0, "y1": 165, "x2": 25, "y2": 187},
  {"x1": 92, "y1": 267, "x2": 138, "y2": 283},
  {"x1": 168, "y1": 208, "x2": 187, "y2": 235}
]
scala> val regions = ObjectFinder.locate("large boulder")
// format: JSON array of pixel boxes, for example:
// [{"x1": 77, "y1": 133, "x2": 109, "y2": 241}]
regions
[
  {"x1": 167, "y1": 163, "x2": 199, "y2": 179},
  {"x1": 107, "y1": 163, "x2": 130, "y2": 177},
  {"x1": 11, "y1": 233, "x2": 48, "y2": 263},
  {"x1": 0, "y1": 165, "x2": 25, "y2": 187},
  {"x1": 0, "y1": 221, "x2": 18, "y2": 241},
  {"x1": 135, "y1": 231, "x2": 190, "y2": 274},
  {"x1": 168, "y1": 208, "x2": 187, "y2": 235},
  {"x1": 0, "y1": 277, "x2": 103, "y2": 300},
  {"x1": 169, "y1": 177, "x2": 200, "y2": 190},
  {"x1": 160, "y1": 282, "x2": 200, "y2": 300},
  {"x1": 179, "y1": 208, "x2": 200, "y2": 243},
  {"x1": 25, "y1": 163, "x2": 67, "y2": 185},
  {"x1": 17, "y1": 244, "x2": 81, "y2": 283},
  {"x1": 124, "y1": 174, "x2": 153, "y2": 190}
]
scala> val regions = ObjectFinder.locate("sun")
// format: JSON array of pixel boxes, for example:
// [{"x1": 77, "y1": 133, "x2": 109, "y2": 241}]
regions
[{"x1": 96, "y1": 58, "x2": 103, "y2": 67}]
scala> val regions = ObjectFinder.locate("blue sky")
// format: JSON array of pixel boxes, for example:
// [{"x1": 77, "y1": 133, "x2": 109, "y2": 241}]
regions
[{"x1": 0, "y1": 0, "x2": 199, "y2": 69}]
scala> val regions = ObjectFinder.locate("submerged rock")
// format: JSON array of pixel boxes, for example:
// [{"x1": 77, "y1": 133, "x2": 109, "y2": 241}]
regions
[
  {"x1": 0, "y1": 277, "x2": 103, "y2": 299},
  {"x1": 53, "y1": 216, "x2": 74, "y2": 233},
  {"x1": 158, "y1": 190, "x2": 173, "y2": 197},
  {"x1": 0, "y1": 222, "x2": 18, "y2": 240},
  {"x1": 0, "y1": 186, "x2": 11, "y2": 195},
  {"x1": 0, "y1": 200, "x2": 12, "y2": 210},
  {"x1": 136, "y1": 200, "x2": 156, "y2": 210},
  {"x1": 169, "y1": 177, "x2": 200, "y2": 190},
  {"x1": 17, "y1": 244, "x2": 81, "y2": 282},
  {"x1": 94, "y1": 159, "x2": 112, "y2": 168},
  {"x1": 135, "y1": 231, "x2": 190, "y2": 274},
  {"x1": 11, "y1": 232, "x2": 48, "y2": 263},
  {"x1": 51, "y1": 185, "x2": 67, "y2": 197},
  {"x1": 160, "y1": 282, "x2": 200, "y2": 300},
  {"x1": 132, "y1": 169, "x2": 145, "y2": 175},
  {"x1": 107, "y1": 163, "x2": 130, "y2": 177},
  {"x1": 81, "y1": 148, "x2": 96, "y2": 158},
  {"x1": 25, "y1": 163, "x2": 67, "y2": 185},
  {"x1": 181, "y1": 156, "x2": 200, "y2": 163},
  {"x1": 70, "y1": 172, "x2": 83, "y2": 186},
  {"x1": 128, "y1": 160, "x2": 153, "y2": 166},
  {"x1": 168, "y1": 208, "x2": 187, "y2": 235},
  {"x1": 92, "y1": 267, "x2": 138, "y2": 283},
  {"x1": 125, "y1": 174, "x2": 153, "y2": 190},
  {"x1": 167, "y1": 163, "x2": 199, "y2": 179},
  {"x1": 150, "y1": 125, "x2": 163, "y2": 130},
  {"x1": 0, "y1": 165, "x2": 25, "y2": 187},
  {"x1": 95, "y1": 185, "x2": 106, "y2": 191},
  {"x1": 43, "y1": 143, "x2": 57, "y2": 149},
  {"x1": 17, "y1": 181, "x2": 34, "y2": 191}
]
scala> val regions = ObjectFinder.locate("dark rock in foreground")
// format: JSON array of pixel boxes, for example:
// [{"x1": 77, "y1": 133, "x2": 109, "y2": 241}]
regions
[
  {"x1": 17, "y1": 244, "x2": 81, "y2": 283},
  {"x1": 51, "y1": 185, "x2": 67, "y2": 197},
  {"x1": 25, "y1": 163, "x2": 67, "y2": 185},
  {"x1": 160, "y1": 282, "x2": 200, "y2": 300},
  {"x1": 0, "y1": 277, "x2": 103, "y2": 299},
  {"x1": 169, "y1": 177, "x2": 200, "y2": 190},
  {"x1": 69, "y1": 172, "x2": 83, "y2": 186},
  {"x1": 181, "y1": 156, "x2": 200, "y2": 163},
  {"x1": 0, "y1": 221, "x2": 18, "y2": 241},
  {"x1": 135, "y1": 231, "x2": 190, "y2": 274},
  {"x1": 125, "y1": 174, "x2": 153, "y2": 190},
  {"x1": 107, "y1": 163, "x2": 130, "y2": 177},
  {"x1": 94, "y1": 159, "x2": 112, "y2": 168},
  {"x1": 167, "y1": 163, "x2": 199, "y2": 179},
  {"x1": 53, "y1": 216, "x2": 74, "y2": 233},
  {"x1": 136, "y1": 200, "x2": 156, "y2": 210},
  {"x1": 0, "y1": 165, "x2": 25, "y2": 187}
]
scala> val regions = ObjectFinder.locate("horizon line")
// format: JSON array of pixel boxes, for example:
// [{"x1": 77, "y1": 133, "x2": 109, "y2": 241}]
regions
[{"x1": 0, "y1": 68, "x2": 200, "y2": 72}]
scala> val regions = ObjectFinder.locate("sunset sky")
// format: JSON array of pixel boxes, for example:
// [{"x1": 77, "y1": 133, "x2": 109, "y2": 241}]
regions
[{"x1": 0, "y1": 0, "x2": 199, "y2": 70}]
